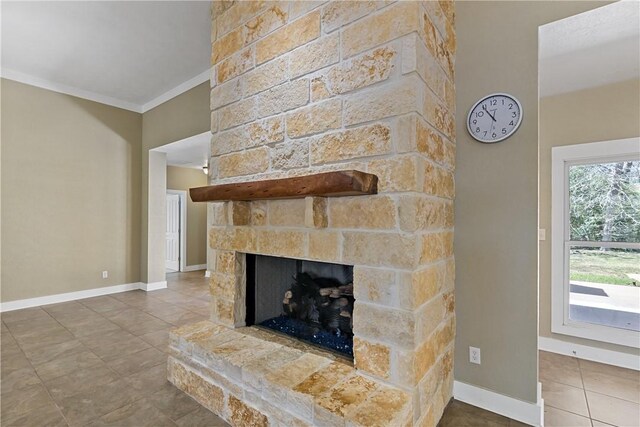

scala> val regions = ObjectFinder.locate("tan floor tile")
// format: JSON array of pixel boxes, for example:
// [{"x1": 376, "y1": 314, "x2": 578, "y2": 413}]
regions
[
  {"x1": 582, "y1": 368, "x2": 640, "y2": 404},
  {"x1": 85, "y1": 397, "x2": 175, "y2": 427},
  {"x1": 22, "y1": 338, "x2": 85, "y2": 366},
  {"x1": 106, "y1": 346, "x2": 167, "y2": 376},
  {"x1": 0, "y1": 352, "x2": 33, "y2": 378},
  {"x1": 80, "y1": 329, "x2": 152, "y2": 361},
  {"x1": 542, "y1": 380, "x2": 590, "y2": 417},
  {"x1": 587, "y1": 390, "x2": 640, "y2": 427},
  {"x1": 1, "y1": 307, "x2": 53, "y2": 325},
  {"x1": 0, "y1": 367, "x2": 41, "y2": 396},
  {"x1": 80, "y1": 295, "x2": 130, "y2": 313},
  {"x1": 146, "y1": 382, "x2": 202, "y2": 421},
  {"x1": 0, "y1": 382, "x2": 53, "y2": 421},
  {"x1": 139, "y1": 329, "x2": 170, "y2": 350},
  {"x1": 175, "y1": 406, "x2": 228, "y2": 427},
  {"x1": 579, "y1": 359, "x2": 640, "y2": 381},
  {"x1": 544, "y1": 406, "x2": 591, "y2": 427},
  {"x1": 14, "y1": 328, "x2": 76, "y2": 352},
  {"x1": 58, "y1": 378, "x2": 146, "y2": 425},
  {"x1": 34, "y1": 349, "x2": 104, "y2": 381},
  {"x1": 540, "y1": 350, "x2": 580, "y2": 370},
  {"x1": 540, "y1": 357, "x2": 584, "y2": 389},
  {"x1": 45, "y1": 362, "x2": 120, "y2": 403},
  {"x1": 591, "y1": 421, "x2": 616, "y2": 426},
  {"x1": 123, "y1": 363, "x2": 170, "y2": 395},
  {"x1": 0, "y1": 396, "x2": 67, "y2": 427}
]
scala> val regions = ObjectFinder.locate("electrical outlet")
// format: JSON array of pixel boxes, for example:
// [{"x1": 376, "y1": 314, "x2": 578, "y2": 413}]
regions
[
  {"x1": 204, "y1": 270, "x2": 211, "y2": 278},
  {"x1": 469, "y1": 346, "x2": 481, "y2": 365},
  {"x1": 102, "y1": 271, "x2": 108, "y2": 279}
]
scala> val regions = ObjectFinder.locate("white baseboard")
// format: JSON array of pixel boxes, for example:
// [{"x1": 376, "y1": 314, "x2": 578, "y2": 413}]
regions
[
  {"x1": 0, "y1": 282, "x2": 143, "y2": 312},
  {"x1": 182, "y1": 264, "x2": 207, "y2": 272},
  {"x1": 453, "y1": 380, "x2": 544, "y2": 427},
  {"x1": 539, "y1": 336, "x2": 640, "y2": 371},
  {"x1": 140, "y1": 281, "x2": 168, "y2": 292}
]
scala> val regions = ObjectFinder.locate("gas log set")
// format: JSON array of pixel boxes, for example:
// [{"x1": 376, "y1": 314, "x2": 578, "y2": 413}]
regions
[{"x1": 259, "y1": 272, "x2": 355, "y2": 358}]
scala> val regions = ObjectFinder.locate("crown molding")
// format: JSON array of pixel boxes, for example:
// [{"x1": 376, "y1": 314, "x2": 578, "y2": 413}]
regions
[
  {"x1": 1, "y1": 67, "x2": 211, "y2": 114},
  {"x1": 141, "y1": 68, "x2": 210, "y2": 113},
  {"x1": 1, "y1": 68, "x2": 143, "y2": 112}
]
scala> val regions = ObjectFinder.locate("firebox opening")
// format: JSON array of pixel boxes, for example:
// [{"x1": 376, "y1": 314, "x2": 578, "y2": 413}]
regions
[{"x1": 245, "y1": 254, "x2": 355, "y2": 359}]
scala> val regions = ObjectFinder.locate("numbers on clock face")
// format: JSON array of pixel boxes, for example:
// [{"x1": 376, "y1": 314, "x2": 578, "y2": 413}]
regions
[{"x1": 467, "y1": 94, "x2": 522, "y2": 143}]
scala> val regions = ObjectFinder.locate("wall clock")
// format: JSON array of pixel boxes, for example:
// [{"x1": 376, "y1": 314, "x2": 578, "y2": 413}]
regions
[{"x1": 467, "y1": 93, "x2": 523, "y2": 143}]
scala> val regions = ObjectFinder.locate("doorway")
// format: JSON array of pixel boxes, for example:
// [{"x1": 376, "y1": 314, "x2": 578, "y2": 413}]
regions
[{"x1": 165, "y1": 190, "x2": 187, "y2": 273}]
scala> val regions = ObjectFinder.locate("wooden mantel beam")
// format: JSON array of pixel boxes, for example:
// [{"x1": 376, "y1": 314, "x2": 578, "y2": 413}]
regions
[{"x1": 189, "y1": 170, "x2": 378, "y2": 202}]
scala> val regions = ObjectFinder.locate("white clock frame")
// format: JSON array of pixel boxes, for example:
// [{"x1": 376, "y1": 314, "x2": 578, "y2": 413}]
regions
[{"x1": 466, "y1": 92, "x2": 523, "y2": 143}]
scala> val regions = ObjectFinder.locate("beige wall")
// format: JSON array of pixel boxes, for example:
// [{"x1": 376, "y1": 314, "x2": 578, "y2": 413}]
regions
[
  {"x1": 166, "y1": 166, "x2": 207, "y2": 267},
  {"x1": 455, "y1": 1, "x2": 611, "y2": 403},
  {"x1": 140, "y1": 82, "x2": 210, "y2": 283},
  {"x1": 1, "y1": 79, "x2": 142, "y2": 301},
  {"x1": 539, "y1": 79, "x2": 640, "y2": 355}
]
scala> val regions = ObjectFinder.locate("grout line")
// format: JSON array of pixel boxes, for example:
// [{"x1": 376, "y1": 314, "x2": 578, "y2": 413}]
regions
[{"x1": 576, "y1": 355, "x2": 595, "y2": 424}]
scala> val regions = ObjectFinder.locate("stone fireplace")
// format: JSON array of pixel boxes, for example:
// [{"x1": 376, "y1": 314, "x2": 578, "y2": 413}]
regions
[{"x1": 168, "y1": 1, "x2": 456, "y2": 426}]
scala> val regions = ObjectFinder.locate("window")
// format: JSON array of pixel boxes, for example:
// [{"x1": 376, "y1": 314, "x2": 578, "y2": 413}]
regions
[{"x1": 551, "y1": 138, "x2": 640, "y2": 347}]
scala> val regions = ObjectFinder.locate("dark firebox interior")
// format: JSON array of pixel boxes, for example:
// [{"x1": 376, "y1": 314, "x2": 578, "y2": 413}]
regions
[{"x1": 245, "y1": 254, "x2": 354, "y2": 358}]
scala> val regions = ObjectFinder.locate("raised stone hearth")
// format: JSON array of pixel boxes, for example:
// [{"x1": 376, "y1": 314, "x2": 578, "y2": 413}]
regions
[
  {"x1": 169, "y1": 321, "x2": 411, "y2": 426},
  {"x1": 169, "y1": 1, "x2": 456, "y2": 425}
]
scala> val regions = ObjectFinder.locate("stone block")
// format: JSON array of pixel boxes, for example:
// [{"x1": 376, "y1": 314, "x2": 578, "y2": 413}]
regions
[
  {"x1": 311, "y1": 76, "x2": 332, "y2": 102},
  {"x1": 353, "y1": 337, "x2": 390, "y2": 379},
  {"x1": 211, "y1": 111, "x2": 218, "y2": 133},
  {"x1": 244, "y1": 56, "x2": 289, "y2": 97},
  {"x1": 227, "y1": 201, "x2": 251, "y2": 225},
  {"x1": 305, "y1": 197, "x2": 328, "y2": 229},
  {"x1": 344, "y1": 385, "x2": 412, "y2": 427},
  {"x1": 353, "y1": 302, "x2": 415, "y2": 348},
  {"x1": 217, "y1": 46, "x2": 254, "y2": 84},
  {"x1": 321, "y1": 1, "x2": 377, "y2": 33},
  {"x1": 329, "y1": 195, "x2": 396, "y2": 230},
  {"x1": 264, "y1": 353, "x2": 331, "y2": 403},
  {"x1": 367, "y1": 155, "x2": 423, "y2": 193},
  {"x1": 423, "y1": 92, "x2": 454, "y2": 141},
  {"x1": 398, "y1": 263, "x2": 445, "y2": 310},
  {"x1": 342, "y1": 2, "x2": 419, "y2": 58},
  {"x1": 308, "y1": 231, "x2": 339, "y2": 261},
  {"x1": 416, "y1": 296, "x2": 446, "y2": 345},
  {"x1": 398, "y1": 194, "x2": 446, "y2": 232},
  {"x1": 209, "y1": 272, "x2": 237, "y2": 300},
  {"x1": 216, "y1": 251, "x2": 236, "y2": 274},
  {"x1": 402, "y1": 34, "x2": 448, "y2": 107},
  {"x1": 417, "y1": 119, "x2": 455, "y2": 170},
  {"x1": 211, "y1": 78, "x2": 242, "y2": 111},
  {"x1": 290, "y1": 1, "x2": 326, "y2": 19},
  {"x1": 209, "y1": 202, "x2": 228, "y2": 226},
  {"x1": 343, "y1": 231, "x2": 417, "y2": 270},
  {"x1": 310, "y1": 123, "x2": 391, "y2": 165},
  {"x1": 344, "y1": 76, "x2": 421, "y2": 126},
  {"x1": 216, "y1": 1, "x2": 271, "y2": 37},
  {"x1": 228, "y1": 395, "x2": 269, "y2": 427},
  {"x1": 257, "y1": 79, "x2": 309, "y2": 118},
  {"x1": 271, "y1": 139, "x2": 309, "y2": 170},
  {"x1": 218, "y1": 147, "x2": 269, "y2": 178},
  {"x1": 269, "y1": 199, "x2": 306, "y2": 227},
  {"x1": 209, "y1": 227, "x2": 257, "y2": 253},
  {"x1": 423, "y1": 162, "x2": 454, "y2": 199},
  {"x1": 289, "y1": 33, "x2": 340, "y2": 79},
  {"x1": 257, "y1": 230, "x2": 306, "y2": 258},
  {"x1": 314, "y1": 374, "x2": 379, "y2": 419},
  {"x1": 211, "y1": 26, "x2": 243, "y2": 65},
  {"x1": 219, "y1": 97, "x2": 257, "y2": 130},
  {"x1": 242, "y1": 346, "x2": 303, "y2": 392},
  {"x1": 318, "y1": 45, "x2": 396, "y2": 97},
  {"x1": 256, "y1": 11, "x2": 321, "y2": 64},
  {"x1": 353, "y1": 266, "x2": 396, "y2": 307},
  {"x1": 419, "y1": 231, "x2": 453, "y2": 264},
  {"x1": 242, "y1": 5, "x2": 289, "y2": 47},
  {"x1": 251, "y1": 201, "x2": 268, "y2": 226},
  {"x1": 286, "y1": 98, "x2": 342, "y2": 139},
  {"x1": 169, "y1": 358, "x2": 226, "y2": 415},
  {"x1": 213, "y1": 117, "x2": 284, "y2": 156}
]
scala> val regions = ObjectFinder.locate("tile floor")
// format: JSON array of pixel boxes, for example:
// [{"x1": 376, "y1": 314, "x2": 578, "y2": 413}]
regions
[
  {"x1": 539, "y1": 350, "x2": 640, "y2": 427},
  {"x1": 1, "y1": 271, "x2": 638, "y2": 426}
]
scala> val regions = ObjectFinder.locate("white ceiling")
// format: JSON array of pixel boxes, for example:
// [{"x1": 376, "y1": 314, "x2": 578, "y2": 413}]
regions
[
  {"x1": 1, "y1": 1, "x2": 211, "y2": 112},
  {"x1": 539, "y1": 1, "x2": 640, "y2": 97},
  {"x1": 151, "y1": 131, "x2": 210, "y2": 170}
]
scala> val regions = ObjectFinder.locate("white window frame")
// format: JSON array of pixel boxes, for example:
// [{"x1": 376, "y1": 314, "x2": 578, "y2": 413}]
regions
[{"x1": 551, "y1": 137, "x2": 640, "y2": 348}]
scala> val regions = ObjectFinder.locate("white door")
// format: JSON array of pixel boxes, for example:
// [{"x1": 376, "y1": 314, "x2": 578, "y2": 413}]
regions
[{"x1": 166, "y1": 193, "x2": 180, "y2": 272}]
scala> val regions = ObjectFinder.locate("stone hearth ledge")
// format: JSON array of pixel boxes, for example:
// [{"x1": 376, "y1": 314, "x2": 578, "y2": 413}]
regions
[{"x1": 168, "y1": 321, "x2": 412, "y2": 427}]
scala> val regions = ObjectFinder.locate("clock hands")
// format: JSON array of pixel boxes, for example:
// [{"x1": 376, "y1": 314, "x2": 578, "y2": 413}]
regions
[{"x1": 482, "y1": 104, "x2": 497, "y2": 122}]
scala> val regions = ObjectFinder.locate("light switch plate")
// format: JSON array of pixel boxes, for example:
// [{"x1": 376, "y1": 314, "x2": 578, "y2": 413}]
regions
[{"x1": 538, "y1": 229, "x2": 546, "y2": 241}]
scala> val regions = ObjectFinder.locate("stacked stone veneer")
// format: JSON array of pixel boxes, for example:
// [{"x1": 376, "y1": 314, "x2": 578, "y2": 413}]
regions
[{"x1": 169, "y1": 1, "x2": 457, "y2": 426}]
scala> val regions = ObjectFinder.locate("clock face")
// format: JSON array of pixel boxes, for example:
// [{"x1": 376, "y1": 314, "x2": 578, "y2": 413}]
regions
[{"x1": 467, "y1": 93, "x2": 523, "y2": 143}]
